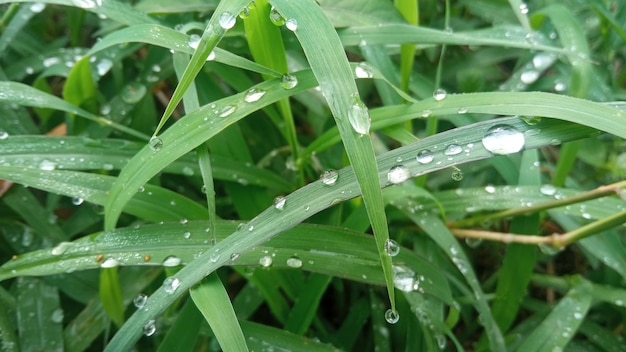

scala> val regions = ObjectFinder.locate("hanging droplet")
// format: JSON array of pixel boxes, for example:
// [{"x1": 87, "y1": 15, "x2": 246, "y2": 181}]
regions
[
  {"x1": 347, "y1": 93, "x2": 370, "y2": 135},
  {"x1": 384, "y1": 309, "x2": 400, "y2": 324},
  {"x1": 149, "y1": 136, "x2": 163, "y2": 151},
  {"x1": 72, "y1": 197, "x2": 84, "y2": 205},
  {"x1": 133, "y1": 294, "x2": 148, "y2": 309},
  {"x1": 218, "y1": 104, "x2": 237, "y2": 117},
  {"x1": 384, "y1": 239, "x2": 400, "y2": 257},
  {"x1": 444, "y1": 26, "x2": 453, "y2": 35},
  {"x1": 465, "y1": 237, "x2": 483, "y2": 248},
  {"x1": 416, "y1": 149, "x2": 433, "y2": 164},
  {"x1": 243, "y1": 88, "x2": 266, "y2": 103},
  {"x1": 281, "y1": 74, "x2": 298, "y2": 89},
  {"x1": 320, "y1": 170, "x2": 339, "y2": 185},
  {"x1": 206, "y1": 50, "x2": 216, "y2": 61},
  {"x1": 162, "y1": 255, "x2": 181, "y2": 267},
  {"x1": 286, "y1": 256, "x2": 302, "y2": 268},
  {"x1": 269, "y1": 6, "x2": 285, "y2": 26},
  {"x1": 482, "y1": 125, "x2": 525, "y2": 155},
  {"x1": 100, "y1": 257, "x2": 119, "y2": 268},
  {"x1": 188, "y1": 34, "x2": 201, "y2": 49},
  {"x1": 433, "y1": 88, "x2": 447, "y2": 101},
  {"x1": 259, "y1": 255, "x2": 273, "y2": 267},
  {"x1": 219, "y1": 12, "x2": 236, "y2": 30},
  {"x1": 285, "y1": 18, "x2": 298, "y2": 31},
  {"x1": 143, "y1": 319, "x2": 156, "y2": 336},
  {"x1": 163, "y1": 276, "x2": 181, "y2": 294},
  {"x1": 444, "y1": 144, "x2": 463, "y2": 156},
  {"x1": 554, "y1": 81, "x2": 566, "y2": 92},
  {"x1": 273, "y1": 196, "x2": 286, "y2": 210},
  {"x1": 354, "y1": 62, "x2": 374, "y2": 78},
  {"x1": 387, "y1": 165, "x2": 410, "y2": 184},
  {"x1": 121, "y1": 83, "x2": 147, "y2": 104},
  {"x1": 451, "y1": 170, "x2": 464, "y2": 181},
  {"x1": 51, "y1": 242, "x2": 72, "y2": 256}
]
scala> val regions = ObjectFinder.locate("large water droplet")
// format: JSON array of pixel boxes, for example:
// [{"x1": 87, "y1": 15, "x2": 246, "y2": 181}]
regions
[
  {"x1": 121, "y1": 83, "x2": 147, "y2": 104},
  {"x1": 354, "y1": 62, "x2": 374, "y2": 78},
  {"x1": 482, "y1": 125, "x2": 525, "y2": 155},
  {"x1": 387, "y1": 165, "x2": 410, "y2": 184},
  {"x1": 219, "y1": 12, "x2": 236, "y2": 29},
  {"x1": 384, "y1": 239, "x2": 400, "y2": 257},
  {"x1": 100, "y1": 257, "x2": 119, "y2": 268},
  {"x1": 188, "y1": 34, "x2": 201, "y2": 49},
  {"x1": 30, "y1": 2, "x2": 46, "y2": 13},
  {"x1": 162, "y1": 255, "x2": 181, "y2": 267},
  {"x1": 321, "y1": 170, "x2": 338, "y2": 185},
  {"x1": 532, "y1": 52, "x2": 556, "y2": 70},
  {"x1": 286, "y1": 256, "x2": 302, "y2": 268},
  {"x1": 269, "y1": 6, "x2": 285, "y2": 26},
  {"x1": 143, "y1": 320, "x2": 156, "y2": 336},
  {"x1": 416, "y1": 150, "x2": 433, "y2": 164},
  {"x1": 72, "y1": 197, "x2": 84, "y2": 205},
  {"x1": 149, "y1": 136, "x2": 163, "y2": 151},
  {"x1": 285, "y1": 18, "x2": 298, "y2": 31},
  {"x1": 243, "y1": 88, "x2": 266, "y2": 103},
  {"x1": 163, "y1": 276, "x2": 181, "y2": 294},
  {"x1": 384, "y1": 309, "x2": 400, "y2": 324},
  {"x1": 444, "y1": 144, "x2": 462, "y2": 156},
  {"x1": 39, "y1": 159, "x2": 56, "y2": 171},
  {"x1": 96, "y1": 58, "x2": 113, "y2": 76},
  {"x1": 51, "y1": 242, "x2": 72, "y2": 255},
  {"x1": 281, "y1": 74, "x2": 298, "y2": 89},
  {"x1": 347, "y1": 94, "x2": 370, "y2": 135},
  {"x1": 392, "y1": 265, "x2": 420, "y2": 292},
  {"x1": 133, "y1": 294, "x2": 147, "y2": 309},
  {"x1": 433, "y1": 88, "x2": 447, "y2": 101},
  {"x1": 259, "y1": 255, "x2": 273, "y2": 267},
  {"x1": 273, "y1": 196, "x2": 286, "y2": 210}
]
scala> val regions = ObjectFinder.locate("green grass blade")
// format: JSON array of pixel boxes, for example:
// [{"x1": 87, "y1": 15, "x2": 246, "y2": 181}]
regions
[
  {"x1": 190, "y1": 273, "x2": 249, "y2": 352},
  {"x1": 0, "y1": 287, "x2": 17, "y2": 352},
  {"x1": 241, "y1": 320, "x2": 341, "y2": 351},
  {"x1": 156, "y1": 299, "x2": 203, "y2": 352},
  {"x1": 16, "y1": 278, "x2": 64, "y2": 351},
  {"x1": 284, "y1": 274, "x2": 332, "y2": 334},
  {"x1": 99, "y1": 267, "x2": 124, "y2": 327},
  {"x1": 271, "y1": 0, "x2": 397, "y2": 314},
  {"x1": 394, "y1": 0, "x2": 418, "y2": 96}
]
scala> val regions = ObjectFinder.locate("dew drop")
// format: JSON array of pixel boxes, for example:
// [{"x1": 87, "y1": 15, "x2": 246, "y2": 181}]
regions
[
  {"x1": 387, "y1": 165, "x2": 410, "y2": 184},
  {"x1": 230, "y1": 253, "x2": 240, "y2": 261},
  {"x1": 540, "y1": 184, "x2": 557, "y2": 196},
  {"x1": 30, "y1": 2, "x2": 46, "y2": 13},
  {"x1": 520, "y1": 70, "x2": 539, "y2": 84},
  {"x1": 355, "y1": 62, "x2": 374, "y2": 78},
  {"x1": 532, "y1": 52, "x2": 556, "y2": 70},
  {"x1": 554, "y1": 81, "x2": 566, "y2": 92},
  {"x1": 163, "y1": 276, "x2": 181, "y2": 294},
  {"x1": 573, "y1": 312, "x2": 583, "y2": 320},
  {"x1": 485, "y1": 185, "x2": 496, "y2": 193},
  {"x1": 384, "y1": 309, "x2": 400, "y2": 324},
  {"x1": 0, "y1": 131, "x2": 8, "y2": 140},
  {"x1": 384, "y1": 239, "x2": 400, "y2": 257},
  {"x1": 269, "y1": 6, "x2": 285, "y2": 26},
  {"x1": 51, "y1": 242, "x2": 72, "y2": 256},
  {"x1": 347, "y1": 94, "x2": 370, "y2": 135},
  {"x1": 43, "y1": 57, "x2": 60, "y2": 67},
  {"x1": 519, "y1": 2, "x2": 529, "y2": 15},
  {"x1": 218, "y1": 104, "x2": 237, "y2": 117},
  {"x1": 96, "y1": 58, "x2": 113, "y2": 76},
  {"x1": 416, "y1": 150, "x2": 433, "y2": 164},
  {"x1": 182, "y1": 166, "x2": 194, "y2": 176},
  {"x1": 259, "y1": 255, "x2": 273, "y2": 267},
  {"x1": 433, "y1": 88, "x2": 447, "y2": 101},
  {"x1": 451, "y1": 170, "x2": 464, "y2": 181},
  {"x1": 243, "y1": 88, "x2": 266, "y2": 103},
  {"x1": 465, "y1": 237, "x2": 483, "y2": 248},
  {"x1": 188, "y1": 34, "x2": 201, "y2": 49},
  {"x1": 162, "y1": 255, "x2": 181, "y2": 267},
  {"x1": 239, "y1": 7, "x2": 250, "y2": 19},
  {"x1": 444, "y1": 144, "x2": 463, "y2": 156},
  {"x1": 133, "y1": 294, "x2": 147, "y2": 309},
  {"x1": 100, "y1": 257, "x2": 119, "y2": 268},
  {"x1": 39, "y1": 160, "x2": 56, "y2": 171},
  {"x1": 149, "y1": 136, "x2": 163, "y2": 151},
  {"x1": 286, "y1": 256, "x2": 302, "y2": 268},
  {"x1": 219, "y1": 12, "x2": 236, "y2": 29},
  {"x1": 72, "y1": 197, "x2": 84, "y2": 205},
  {"x1": 482, "y1": 125, "x2": 525, "y2": 155},
  {"x1": 457, "y1": 107, "x2": 468, "y2": 114},
  {"x1": 206, "y1": 50, "x2": 216, "y2": 61},
  {"x1": 421, "y1": 109, "x2": 432, "y2": 118},
  {"x1": 121, "y1": 83, "x2": 147, "y2": 104},
  {"x1": 183, "y1": 231, "x2": 191, "y2": 239},
  {"x1": 392, "y1": 265, "x2": 419, "y2": 292},
  {"x1": 285, "y1": 18, "x2": 298, "y2": 31},
  {"x1": 50, "y1": 308, "x2": 64, "y2": 323},
  {"x1": 143, "y1": 320, "x2": 156, "y2": 336},
  {"x1": 281, "y1": 74, "x2": 298, "y2": 89},
  {"x1": 320, "y1": 170, "x2": 339, "y2": 185},
  {"x1": 273, "y1": 196, "x2": 286, "y2": 210}
]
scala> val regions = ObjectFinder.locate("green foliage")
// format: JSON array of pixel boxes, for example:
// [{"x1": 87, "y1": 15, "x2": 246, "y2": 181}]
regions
[{"x1": 1, "y1": 0, "x2": 626, "y2": 351}]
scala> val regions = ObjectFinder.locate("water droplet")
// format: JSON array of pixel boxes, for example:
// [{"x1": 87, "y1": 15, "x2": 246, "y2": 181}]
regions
[
  {"x1": 121, "y1": 83, "x2": 147, "y2": 104},
  {"x1": 520, "y1": 70, "x2": 539, "y2": 84},
  {"x1": 519, "y1": 2, "x2": 529, "y2": 14},
  {"x1": 51, "y1": 242, "x2": 72, "y2": 256},
  {"x1": 96, "y1": 58, "x2": 112, "y2": 76},
  {"x1": 219, "y1": 12, "x2": 236, "y2": 30},
  {"x1": 392, "y1": 265, "x2": 419, "y2": 292},
  {"x1": 384, "y1": 309, "x2": 399, "y2": 324},
  {"x1": 259, "y1": 255, "x2": 273, "y2": 267},
  {"x1": 485, "y1": 185, "x2": 496, "y2": 193},
  {"x1": 384, "y1": 239, "x2": 400, "y2": 257},
  {"x1": 321, "y1": 170, "x2": 339, "y2": 185},
  {"x1": 188, "y1": 34, "x2": 201, "y2": 49},
  {"x1": 71, "y1": 197, "x2": 84, "y2": 205},
  {"x1": 30, "y1": 2, "x2": 46, "y2": 13},
  {"x1": 285, "y1": 18, "x2": 298, "y2": 31},
  {"x1": 540, "y1": 184, "x2": 557, "y2": 196},
  {"x1": 444, "y1": 144, "x2": 463, "y2": 156},
  {"x1": 444, "y1": 26, "x2": 453, "y2": 35},
  {"x1": 286, "y1": 256, "x2": 302, "y2": 268},
  {"x1": 133, "y1": 294, "x2": 148, "y2": 309},
  {"x1": 50, "y1": 308, "x2": 64, "y2": 323},
  {"x1": 273, "y1": 196, "x2": 286, "y2": 210},
  {"x1": 100, "y1": 257, "x2": 119, "y2": 268},
  {"x1": 532, "y1": 53, "x2": 556, "y2": 70},
  {"x1": 0, "y1": 131, "x2": 8, "y2": 140},
  {"x1": 281, "y1": 74, "x2": 298, "y2": 89},
  {"x1": 162, "y1": 256, "x2": 181, "y2": 267},
  {"x1": 347, "y1": 94, "x2": 370, "y2": 135},
  {"x1": 387, "y1": 165, "x2": 410, "y2": 184},
  {"x1": 143, "y1": 319, "x2": 156, "y2": 336},
  {"x1": 573, "y1": 312, "x2": 583, "y2": 320},
  {"x1": 163, "y1": 276, "x2": 181, "y2": 294},
  {"x1": 554, "y1": 81, "x2": 566, "y2": 92},
  {"x1": 43, "y1": 57, "x2": 60, "y2": 67},
  {"x1": 230, "y1": 253, "x2": 240, "y2": 261},
  {"x1": 269, "y1": 6, "x2": 285, "y2": 26},
  {"x1": 354, "y1": 62, "x2": 374, "y2": 78},
  {"x1": 436, "y1": 334, "x2": 447, "y2": 350},
  {"x1": 239, "y1": 7, "x2": 250, "y2": 19},
  {"x1": 205, "y1": 50, "x2": 216, "y2": 61},
  {"x1": 457, "y1": 107, "x2": 468, "y2": 114},
  {"x1": 421, "y1": 109, "x2": 432, "y2": 117},
  {"x1": 218, "y1": 104, "x2": 236, "y2": 117},
  {"x1": 465, "y1": 238, "x2": 483, "y2": 248},
  {"x1": 182, "y1": 166, "x2": 194, "y2": 176},
  {"x1": 39, "y1": 160, "x2": 56, "y2": 171},
  {"x1": 416, "y1": 150, "x2": 433, "y2": 164},
  {"x1": 149, "y1": 136, "x2": 163, "y2": 151},
  {"x1": 244, "y1": 88, "x2": 266, "y2": 103},
  {"x1": 451, "y1": 170, "x2": 464, "y2": 181},
  {"x1": 482, "y1": 125, "x2": 525, "y2": 155},
  {"x1": 433, "y1": 88, "x2": 447, "y2": 101}
]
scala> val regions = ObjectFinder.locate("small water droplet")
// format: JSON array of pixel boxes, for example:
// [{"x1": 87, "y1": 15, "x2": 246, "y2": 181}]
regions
[
  {"x1": 143, "y1": 319, "x2": 156, "y2": 336},
  {"x1": 269, "y1": 6, "x2": 285, "y2": 26},
  {"x1": 273, "y1": 196, "x2": 286, "y2": 210},
  {"x1": 416, "y1": 150, "x2": 433, "y2": 164},
  {"x1": 121, "y1": 83, "x2": 147, "y2": 104},
  {"x1": 0, "y1": 131, "x2": 8, "y2": 140},
  {"x1": 451, "y1": 170, "x2": 464, "y2": 181},
  {"x1": 540, "y1": 184, "x2": 557, "y2": 196},
  {"x1": 384, "y1": 239, "x2": 400, "y2": 257},
  {"x1": 384, "y1": 309, "x2": 400, "y2": 324},
  {"x1": 433, "y1": 88, "x2": 447, "y2": 101},
  {"x1": 485, "y1": 185, "x2": 496, "y2": 193},
  {"x1": 482, "y1": 125, "x2": 525, "y2": 155},
  {"x1": 206, "y1": 50, "x2": 216, "y2": 61},
  {"x1": 218, "y1": 104, "x2": 237, "y2": 117},
  {"x1": 554, "y1": 81, "x2": 566, "y2": 92},
  {"x1": 39, "y1": 159, "x2": 56, "y2": 171},
  {"x1": 51, "y1": 242, "x2": 72, "y2": 256},
  {"x1": 95, "y1": 58, "x2": 112, "y2": 76},
  {"x1": 321, "y1": 170, "x2": 339, "y2": 185},
  {"x1": 281, "y1": 74, "x2": 298, "y2": 89},
  {"x1": 519, "y1": 2, "x2": 529, "y2": 14},
  {"x1": 182, "y1": 166, "x2": 194, "y2": 176},
  {"x1": 239, "y1": 7, "x2": 250, "y2": 19},
  {"x1": 520, "y1": 70, "x2": 539, "y2": 84},
  {"x1": 259, "y1": 255, "x2": 272, "y2": 267},
  {"x1": 421, "y1": 109, "x2": 432, "y2": 118},
  {"x1": 387, "y1": 165, "x2": 410, "y2": 184},
  {"x1": 43, "y1": 57, "x2": 60, "y2": 67},
  {"x1": 230, "y1": 253, "x2": 240, "y2": 261},
  {"x1": 71, "y1": 197, "x2": 84, "y2": 205},
  {"x1": 285, "y1": 18, "x2": 298, "y2": 31},
  {"x1": 573, "y1": 312, "x2": 583, "y2": 320},
  {"x1": 347, "y1": 94, "x2": 370, "y2": 135},
  {"x1": 188, "y1": 34, "x2": 201, "y2": 49},
  {"x1": 457, "y1": 107, "x2": 468, "y2": 114},
  {"x1": 219, "y1": 12, "x2": 236, "y2": 29},
  {"x1": 133, "y1": 294, "x2": 148, "y2": 309},
  {"x1": 286, "y1": 256, "x2": 302, "y2": 268},
  {"x1": 355, "y1": 62, "x2": 374, "y2": 78},
  {"x1": 444, "y1": 144, "x2": 462, "y2": 156},
  {"x1": 183, "y1": 231, "x2": 191, "y2": 239},
  {"x1": 532, "y1": 52, "x2": 556, "y2": 70},
  {"x1": 162, "y1": 255, "x2": 181, "y2": 267},
  {"x1": 392, "y1": 265, "x2": 419, "y2": 292},
  {"x1": 243, "y1": 88, "x2": 266, "y2": 103},
  {"x1": 100, "y1": 257, "x2": 119, "y2": 268},
  {"x1": 30, "y1": 2, "x2": 46, "y2": 13},
  {"x1": 148, "y1": 136, "x2": 163, "y2": 151},
  {"x1": 50, "y1": 308, "x2": 64, "y2": 323},
  {"x1": 163, "y1": 276, "x2": 181, "y2": 294}
]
